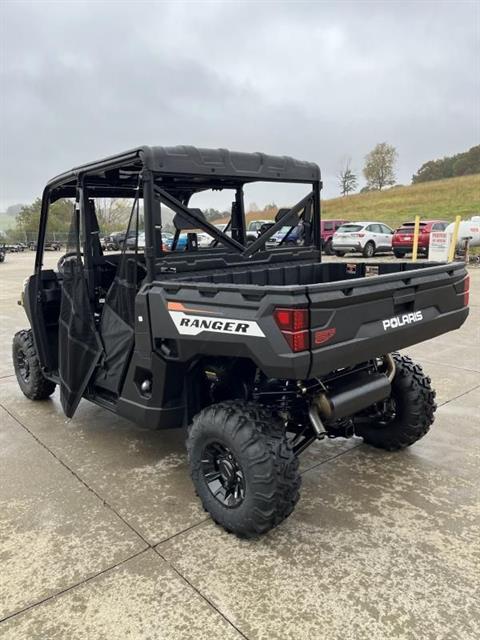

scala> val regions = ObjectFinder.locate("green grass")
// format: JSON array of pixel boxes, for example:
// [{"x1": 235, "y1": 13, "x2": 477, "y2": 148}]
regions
[{"x1": 321, "y1": 174, "x2": 480, "y2": 228}]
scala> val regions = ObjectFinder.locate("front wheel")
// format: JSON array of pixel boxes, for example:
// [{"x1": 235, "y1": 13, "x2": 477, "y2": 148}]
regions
[
  {"x1": 13, "y1": 330, "x2": 56, "y2": 400},
  {"x1": 363, "y1": 241, "x2": 376, "y2": 258},
  {"x1": 354, "y1": 353, "x2": 436, "y2": 450},
  {"x1": 187, "y1": 400, "x2": 301, "y2": 538}
]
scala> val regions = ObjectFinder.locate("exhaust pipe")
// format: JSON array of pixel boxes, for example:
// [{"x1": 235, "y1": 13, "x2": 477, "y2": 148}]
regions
[{"x1": 314, "y1": 371, "x2": 391, "y2": 421}]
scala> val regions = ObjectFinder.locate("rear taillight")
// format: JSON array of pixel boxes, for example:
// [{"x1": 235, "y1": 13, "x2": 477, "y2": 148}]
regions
[
  {"x1": 274, "y1": 307, "x2": 309, "y2": 352},
  {"x1": 464, "y1": 274, "x2": 470, "y2": 306},
  {"x1": 274, "y1": 308, "x2": 308, "y2": 331},
  {"x1": 351, "y1": 233, "x2": 365, "y2": 238}
]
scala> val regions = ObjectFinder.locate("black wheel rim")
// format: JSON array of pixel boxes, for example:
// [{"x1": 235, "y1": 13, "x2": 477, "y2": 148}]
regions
[
  {"x1": 202, "y1": 442, "x2": 245, "y2": 508},
  {"x1": 16, "y1": 348, "x2": 30, "y2": 382},
  {"x1": 375, "y1": 397, "x2": 398, "y2": 427}
]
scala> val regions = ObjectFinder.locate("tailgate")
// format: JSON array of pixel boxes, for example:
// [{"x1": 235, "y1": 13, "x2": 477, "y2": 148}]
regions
[{"x1": 307, "y1": 262, "x2": 469, "y2": 377}]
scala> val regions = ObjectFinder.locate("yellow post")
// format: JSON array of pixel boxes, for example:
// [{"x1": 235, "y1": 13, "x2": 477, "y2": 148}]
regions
[
  {"x1": 448, "y1": 215, "x2": 461, "y2": 262},
  {"x1": 411, "y1": 215, "x2": 421, "y2": 262}
]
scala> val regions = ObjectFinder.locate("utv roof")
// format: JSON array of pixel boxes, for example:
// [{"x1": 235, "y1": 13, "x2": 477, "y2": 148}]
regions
[{"x1": 47, "y1": 145, "x2": 321, "y2": 190}]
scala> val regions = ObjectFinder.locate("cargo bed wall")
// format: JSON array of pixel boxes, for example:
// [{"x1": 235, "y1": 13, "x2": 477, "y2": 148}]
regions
[{"x1": 166, "y1": 259, "x2": 444, "y2": 287}]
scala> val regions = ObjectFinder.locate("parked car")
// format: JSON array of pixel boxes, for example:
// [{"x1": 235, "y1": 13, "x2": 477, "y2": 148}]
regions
[
  {"x1": 44, "y1": 241, "x2": 62, "y2": 251},
  {"x1": 266, "y1": 224, "x2": 304, "y2": 248},
  {"x1": 392, "y1": 220, "x2": 449, "y2": 258},
  {"x1": 161, "y1": 232, "x2": 174, "y2": 249},
  {"x1": 102, "y1": 230, "x2": 137, "y2": 251},
  {"x1": 247, "y1": 219, "x2": 272, "y2": 234},
  {"x1": 332, "y1": 222, "x2": 394, "y2": 257},
  {"x1": 321, "y1": 219, "x2": 350, "y2": 255},
  {"x1": 0, "y1": 246, "x2": 5, "y2": 263},
  {"x1": 196, "y1": 232, "x2": 212, "y2": 247},
  {"x1": 246, "y1": 219, "x2": 273, "y2": 242},
  {"x1": 126, "y1": 231, "x2": 174, "y2": 251}
]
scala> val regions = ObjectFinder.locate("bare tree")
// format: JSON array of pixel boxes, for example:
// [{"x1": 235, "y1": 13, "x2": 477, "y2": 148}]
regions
[
  {"x1": 95, "y1": 198, "x2": 132, "y2": 231},
  {"x1": 338, "y1": 157, "x2": 358, "y2": 196},
  {"x1": 363, "y1": 142, "x2": 398, "y2": 190}
]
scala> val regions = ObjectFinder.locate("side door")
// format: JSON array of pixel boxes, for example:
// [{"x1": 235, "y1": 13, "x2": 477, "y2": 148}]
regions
[
  {"x1": 57, "y1": 187, "x2": 103, "y2": 417},
  {"x1": 380, "y1": 224, "x2": 394, "y2": 250},
  {"x1": 365, "y1": 224, "x2": 381, "y2": 248}
]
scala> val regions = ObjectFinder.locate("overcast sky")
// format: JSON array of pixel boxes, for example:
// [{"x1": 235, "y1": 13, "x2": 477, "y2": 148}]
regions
[{"x1": 1, "y1": 0, "x2": 478, "y2": 211}]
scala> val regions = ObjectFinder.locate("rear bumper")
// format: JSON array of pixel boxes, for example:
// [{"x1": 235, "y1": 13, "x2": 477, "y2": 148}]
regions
[
  {"x1": 393, "y1": 241, "x2": 428, "y2": 251},
  {"x1": 332, "y1": 243, "x2": 362, "y2": 251}
]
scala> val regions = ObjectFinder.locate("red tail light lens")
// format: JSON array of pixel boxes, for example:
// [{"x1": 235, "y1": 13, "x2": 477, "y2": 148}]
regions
[
  {"x1": 283, "y1": 330, "x2": 310, "y2": 352},
  {"x1": 274, "y1": 307, "x2": 310, "y2": 352},
  {"x1": 274, "y1": 308, "x2": 308, "y2": 332},
  {"x1": 464, "y1": 274, "x2": 470, "y2": 306}
]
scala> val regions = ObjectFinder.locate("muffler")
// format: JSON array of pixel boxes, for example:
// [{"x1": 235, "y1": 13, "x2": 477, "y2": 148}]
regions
[{"x1": 314, "y1": 372, "x2": 391, "y2": 421}]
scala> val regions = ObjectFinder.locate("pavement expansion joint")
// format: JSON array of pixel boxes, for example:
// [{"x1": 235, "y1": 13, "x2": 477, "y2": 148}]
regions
[
  {"x1": 0, "y1": 548, "x2": 148, "y2": 624},
  {"x1": 154, "y1": 546, "x2": 250, "y2": 640}
]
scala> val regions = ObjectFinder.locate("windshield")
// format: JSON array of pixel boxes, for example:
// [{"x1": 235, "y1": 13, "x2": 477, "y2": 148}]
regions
[
  {"x1": 399, "y1": 222, "x2": 427, "y2": 229},
  {"x1": 276, "y1": 226, "x2": 295, "y2": 235},
  {"x1": 337, "y1": 224, "x2": 363, "y2": 233}
]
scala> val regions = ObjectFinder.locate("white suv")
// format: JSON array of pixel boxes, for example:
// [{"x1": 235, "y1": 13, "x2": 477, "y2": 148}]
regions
[{"x1": 332, "y1": 221, "x2": 394, "y2": 258}]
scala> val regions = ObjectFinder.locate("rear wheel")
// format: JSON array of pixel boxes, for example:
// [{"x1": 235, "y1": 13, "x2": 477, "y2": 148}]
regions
[
  {"x1": 13, "y1": 330, "x2": 56, "y2": 400},
  {"x1": 324, "y1": 239, "x2": 334, "y2": 255},
  {"x1": 187, "y1": 400, "x2": 301, "y2": 538},
  {"x1": 354, "y1": 353, "x2": 436, "y2": 450},
  {"x1": 393, "y1": 249, "x2": 406, "y2": 258},
  {"x1": 363, "y1": 241, "x2": 375, "y2": 258}
]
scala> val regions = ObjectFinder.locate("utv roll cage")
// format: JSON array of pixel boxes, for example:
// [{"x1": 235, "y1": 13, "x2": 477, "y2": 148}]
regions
[{"x1": 35, "y1": 145, "x2": 322, "y2": 281}]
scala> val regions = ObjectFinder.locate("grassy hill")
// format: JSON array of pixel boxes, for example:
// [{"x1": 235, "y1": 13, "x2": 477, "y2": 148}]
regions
[
  {"x1": 243, "y1": 174, "x2": 480, "y2": 228},
  {"x1": 322, "y1": 174, "x2": 480, "y2": 227}
]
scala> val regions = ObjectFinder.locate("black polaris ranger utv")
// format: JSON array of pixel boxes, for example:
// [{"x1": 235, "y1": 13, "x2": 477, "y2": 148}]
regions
[{"x1": 13, "y1": 146, "x2": 470, "y2": 538}]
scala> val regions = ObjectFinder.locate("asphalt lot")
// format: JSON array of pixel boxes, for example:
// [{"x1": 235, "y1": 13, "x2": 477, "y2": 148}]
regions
[{"x1": 0, "y1": 251, "x2": 479, "y2": 640}]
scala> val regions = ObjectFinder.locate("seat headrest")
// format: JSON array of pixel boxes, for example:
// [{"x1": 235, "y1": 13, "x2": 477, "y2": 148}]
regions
[{"x1": 173, "y1": 208, "x2": 207, "y2": 230}]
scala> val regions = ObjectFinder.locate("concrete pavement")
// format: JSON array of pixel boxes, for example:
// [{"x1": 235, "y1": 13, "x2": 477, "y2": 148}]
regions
[{"x1": 0, "y1": 252, "x2": 479, "y2": 639}]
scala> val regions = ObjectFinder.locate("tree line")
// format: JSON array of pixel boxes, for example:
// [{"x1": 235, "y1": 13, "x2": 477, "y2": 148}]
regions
[
  {"x1": 411, "y1": 145, "x2": 479, "y2": 183},
  {"x1": 338, "y1": 143, "x2": 479, "y2": 197}
]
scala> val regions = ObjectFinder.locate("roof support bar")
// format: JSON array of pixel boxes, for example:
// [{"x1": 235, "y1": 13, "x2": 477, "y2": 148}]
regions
[{"x1": 153, "y1": 186, "x2": 244, "y2": 253}]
